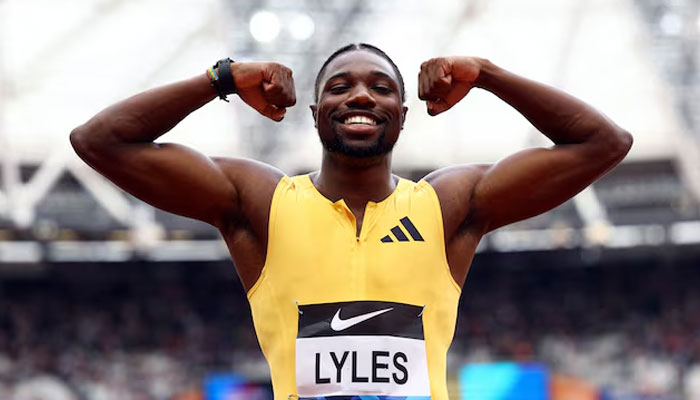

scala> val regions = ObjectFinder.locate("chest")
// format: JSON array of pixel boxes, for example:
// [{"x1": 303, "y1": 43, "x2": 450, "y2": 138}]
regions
[{"x1": 267, "y1": 200, "x2": 448, "y2": 301}]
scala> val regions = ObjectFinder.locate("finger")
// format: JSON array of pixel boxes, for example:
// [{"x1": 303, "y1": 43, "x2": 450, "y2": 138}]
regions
[
  {"x1": 271, "y1": 106, "x2": 287, "y2": 121},
  {"x1": 426, "y1": 99, "x2": 451, "y2": 116},
  {"x1": 428, "y1": 61, "x2": 451, "y2": 97},
  {"x1": 431, "y1": 75, "x2": 452, "y2": 99},
  {"x1": 427, "y1": 61, "x2": 441, "y2": 90},
  {"x1": 260, "y1": 104, "x2": 286, "y2": 122},
  {"x1": 419, "y1": 62, "x2": 435, "y2": 101},
  {"x1": 418, "y1": 71, "x2": 433, "y2": 101},
  {"x1": 418, "y1": 64, "x2": 428, "y2": 100},
  {"x1": 419, "y1": 59, "x2": 449, "y2": 101},
  {"x1": 264, "y1": 83, "x2": 296, "y2": 108},
  {"x1": 418, "y1": 72, "x2": 425, "y2": 100},
  {"x1": 264, "y1": 69, "x2": 296, "y2": 108},
  {"x1": 280, "y1": 74, "x2": 297, "y2": 107},
  {"x1": 263, "y1": 80, "x2": 283, "y2": 98}
]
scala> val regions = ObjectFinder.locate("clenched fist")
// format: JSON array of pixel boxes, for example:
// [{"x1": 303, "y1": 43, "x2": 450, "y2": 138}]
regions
[
  {"x1": 418, "y1": 57, "x2": 482, "y2": 116},
  {"x1": 230, "y1": 62, "x2": 296, "y2": 121}
]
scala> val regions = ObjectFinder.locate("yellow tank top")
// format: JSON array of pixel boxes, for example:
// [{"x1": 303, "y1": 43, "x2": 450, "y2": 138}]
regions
[{"x1": 247, "y1": 174, "x2": 461, "y2": 400}]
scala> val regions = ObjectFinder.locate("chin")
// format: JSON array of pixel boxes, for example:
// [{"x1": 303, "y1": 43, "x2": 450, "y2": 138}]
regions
[{"x1": 323, "y1": 134, "x2": 395, "y2": 158}]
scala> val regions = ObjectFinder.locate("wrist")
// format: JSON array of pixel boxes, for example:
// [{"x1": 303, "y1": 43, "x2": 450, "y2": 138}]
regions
[
  {"x1": 229, "y1": 62, "x2": 245, "y2": 91},
  {"x1": 229, "y1": 61, "x2": 239, "y2": 79},
  {"x1": 473, "y1": 58, "x2": 499, "y2": 89}
]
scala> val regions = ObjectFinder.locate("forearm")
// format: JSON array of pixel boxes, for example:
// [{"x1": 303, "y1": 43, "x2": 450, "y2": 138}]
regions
[
  {"x1": 475, "y1": 59, "x2": 631, "y2": 148},
  {"x1": 71, "y1": 73, "x2": 216, "y2": 148}
]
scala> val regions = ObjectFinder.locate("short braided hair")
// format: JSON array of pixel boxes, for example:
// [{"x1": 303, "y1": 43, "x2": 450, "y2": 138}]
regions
[{"x1": 314, "y1": 43, "x2": 406, "y2": 103}]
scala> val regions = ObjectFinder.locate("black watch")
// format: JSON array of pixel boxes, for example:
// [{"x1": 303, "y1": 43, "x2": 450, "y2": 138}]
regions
[{"x1": 210, "y1": 57, "x2": 237, "y2": 101}]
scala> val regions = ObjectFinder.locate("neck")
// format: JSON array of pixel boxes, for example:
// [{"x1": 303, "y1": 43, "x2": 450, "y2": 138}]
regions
[{"x1": 313, "y1": 151, "x2": 396, "y2": 206}]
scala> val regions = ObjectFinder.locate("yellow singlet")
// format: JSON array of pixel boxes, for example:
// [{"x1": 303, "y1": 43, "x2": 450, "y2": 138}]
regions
[{"x1": 247, "y1": 174, "x2": 461, "y2": 400}]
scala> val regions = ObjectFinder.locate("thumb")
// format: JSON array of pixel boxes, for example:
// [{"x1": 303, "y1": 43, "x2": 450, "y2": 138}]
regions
[
  {"x1": 262, "y1": 104, "x2": 286, "y2": 122},
  {"x1": 427, "y1": 99, "x2": 450, "y2": 116}
]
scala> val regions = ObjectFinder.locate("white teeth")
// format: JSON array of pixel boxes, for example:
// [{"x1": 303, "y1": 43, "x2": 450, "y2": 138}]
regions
[{"x1": 343, "y1": 115, "x2": 377, "y2": 126}]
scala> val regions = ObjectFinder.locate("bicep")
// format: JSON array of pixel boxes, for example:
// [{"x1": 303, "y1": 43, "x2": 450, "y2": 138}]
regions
[
  {"x1": 76, "y1": 140, "x2": 245, "y2": 227},
  {"x1": 470, "y1": 142, "x2": 622, "y2": 232}
]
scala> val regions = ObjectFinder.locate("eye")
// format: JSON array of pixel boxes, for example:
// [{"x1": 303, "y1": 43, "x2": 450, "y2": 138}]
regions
[
  {"x1": 373, "y1": 85, "x2": 393, "y2": 94},
  {"x1": 329, "y1": 85, "x2": 349, "y2": 94}
]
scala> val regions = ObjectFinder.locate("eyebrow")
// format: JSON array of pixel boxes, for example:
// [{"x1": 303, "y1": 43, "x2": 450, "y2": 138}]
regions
[
  {"x1": 324, "y1": 70, "x2": 397, "y2": 85},
  {"x1": 369, "y1": 70, "x2": 394, "y2": 80},
  {"x1": 325, "y1": 71, "x2": 351, "y2": 82}
]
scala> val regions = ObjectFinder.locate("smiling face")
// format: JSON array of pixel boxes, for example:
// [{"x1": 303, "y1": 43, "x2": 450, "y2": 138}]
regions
[{"x1": 312, "y1": 50, "x2": 408, "y2": 159}]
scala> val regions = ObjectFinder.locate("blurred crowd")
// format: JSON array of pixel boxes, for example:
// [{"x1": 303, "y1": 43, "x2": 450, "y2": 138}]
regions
[
  {"x1": 0, "y1": 257, "x2": 698, "y2": 399},
  {"x1": 0, "y1": 264, "x2": 263, "y2": 400},
  {"x1": 453, "y1": 257, "x2": 700, "y2": 399}
]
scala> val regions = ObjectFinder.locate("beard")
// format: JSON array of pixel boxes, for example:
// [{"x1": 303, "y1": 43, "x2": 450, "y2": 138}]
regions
[{"x1": 320, "y1": 128, "x2": 396, "y2": 158}]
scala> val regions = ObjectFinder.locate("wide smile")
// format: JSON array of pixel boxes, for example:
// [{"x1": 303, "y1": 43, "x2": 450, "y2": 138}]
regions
[
  {"x1": 343, "y1": 115, "x2": 377, "y2": 126},
  {"x1": 334, "y1": 113, "x2": 384, "y2": 136}
]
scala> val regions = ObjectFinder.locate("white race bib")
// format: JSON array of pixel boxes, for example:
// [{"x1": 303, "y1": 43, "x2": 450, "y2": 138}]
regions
[{"x1": 295, "y1": 301, "x2": 431, "y2": 399}]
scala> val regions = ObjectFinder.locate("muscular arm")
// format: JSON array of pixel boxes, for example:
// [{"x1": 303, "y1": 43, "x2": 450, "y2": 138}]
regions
[
  {"x1": 421, "y1": 57, "x2": 632, "y2": 245},
  {"x1": 70, "y1": 62, "x2": 295, "y2": 228}
]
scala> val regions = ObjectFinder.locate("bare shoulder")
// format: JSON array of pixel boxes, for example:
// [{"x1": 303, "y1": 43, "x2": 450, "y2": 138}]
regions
[
  {"x1": 213, "y1": 157, "x2": 284, "y2": 230},
  {"x1": 213, "y1": 156, "x2": 285, "y2": 185},
  {"x1": 423, "y1": 164, "x2": 491, "y2": 238}
]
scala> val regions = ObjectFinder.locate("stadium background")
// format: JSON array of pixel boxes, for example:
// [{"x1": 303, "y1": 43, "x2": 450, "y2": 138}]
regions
[{"x1": 1, "y1": 0, "x2": 700, "y2": 398}]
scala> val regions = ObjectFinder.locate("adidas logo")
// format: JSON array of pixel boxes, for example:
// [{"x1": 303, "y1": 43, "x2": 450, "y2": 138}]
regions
[{"x1": 380, "y1": 216, "x2": 424, "y2": 243}]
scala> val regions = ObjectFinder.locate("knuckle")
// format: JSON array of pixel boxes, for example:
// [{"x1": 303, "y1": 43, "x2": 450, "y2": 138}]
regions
[{"x1": 267, "y1": 84, "x2": 283, "y2": 94}]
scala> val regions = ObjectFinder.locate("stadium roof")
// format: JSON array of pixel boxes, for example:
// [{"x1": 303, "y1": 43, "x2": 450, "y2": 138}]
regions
[
  {"x1": 0, "y1": 0, "x2": 686, "y2": 166},
  {"x1": 1, "y1": 0, "x2": 699, "y2": 260}
]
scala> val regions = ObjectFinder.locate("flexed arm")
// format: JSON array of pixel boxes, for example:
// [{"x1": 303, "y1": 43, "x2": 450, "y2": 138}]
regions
[
  {"x1": 420, "y1": 57, "x2": 633, "y2": 236},
  {"x1": 70, "y1": 61, "x2": 296, "y2": 228}
]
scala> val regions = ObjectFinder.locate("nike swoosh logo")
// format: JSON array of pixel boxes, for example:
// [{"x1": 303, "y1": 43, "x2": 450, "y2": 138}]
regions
[{"x1": 330, "y1": 307, "x2": 394, "y2": 331}]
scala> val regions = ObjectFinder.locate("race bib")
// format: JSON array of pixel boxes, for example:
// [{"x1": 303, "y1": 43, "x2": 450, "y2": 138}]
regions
[{"x1": 296, "y1": 301, "x2": 431, "y2": 400}]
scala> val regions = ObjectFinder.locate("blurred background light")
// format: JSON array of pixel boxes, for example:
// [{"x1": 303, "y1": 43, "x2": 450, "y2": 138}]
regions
[
  {"x1": 249, "y1": 10, "x2": 280, "y2": 43},
  {"x1": 659, "y1": 11, "x2": 683, "y2": 35},
  {"x1": 288, "y1": 12, "x2": 315, "y2": 41},
  {"x1": 459, "y1": 362, "x2": 548, "y2": 400}
]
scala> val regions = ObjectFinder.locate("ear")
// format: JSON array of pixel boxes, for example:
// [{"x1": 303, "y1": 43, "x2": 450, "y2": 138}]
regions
[
  {"x1": 401, "y1": 106, "x2": 408, "y2": 129},
  {"x1": 310, "y1": 105, "x2": 318, "y2": 128}
]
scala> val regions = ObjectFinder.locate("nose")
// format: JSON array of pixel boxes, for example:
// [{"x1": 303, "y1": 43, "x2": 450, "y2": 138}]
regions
[{"x1": 345, "y1": 83, "x2": 376, "y2": 108}]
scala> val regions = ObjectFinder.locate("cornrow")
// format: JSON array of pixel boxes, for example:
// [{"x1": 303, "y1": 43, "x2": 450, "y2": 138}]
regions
[{"x1": 314, "y1": 43, "x2": 406, "y2": 103}]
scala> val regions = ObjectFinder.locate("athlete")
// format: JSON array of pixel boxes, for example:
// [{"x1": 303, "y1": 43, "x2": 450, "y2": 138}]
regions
[{"x1": 70, "y1": 43, "x2": 632, "y2": 399}]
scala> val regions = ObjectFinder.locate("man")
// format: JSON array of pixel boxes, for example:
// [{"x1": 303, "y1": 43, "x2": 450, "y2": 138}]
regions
[{"x1": 70, "y1": 43, "x2": 632, "y2": 399}]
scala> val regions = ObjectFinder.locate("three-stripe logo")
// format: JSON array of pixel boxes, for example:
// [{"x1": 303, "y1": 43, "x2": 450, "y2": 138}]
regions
[{"x1": 380, "y1": 216, "x2": 424, "y2": 243}]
